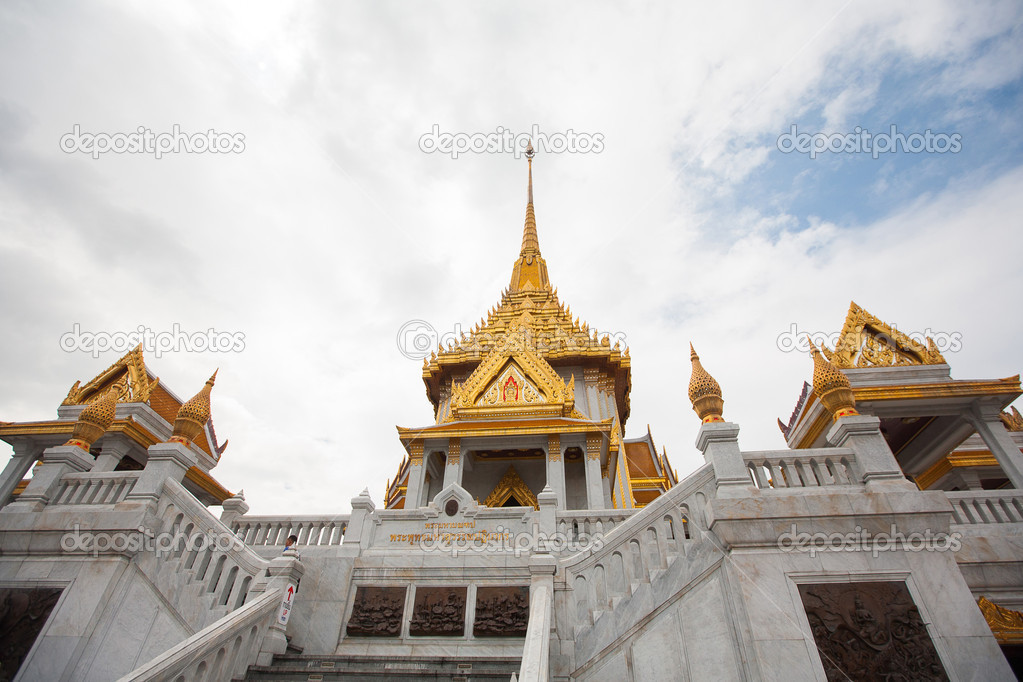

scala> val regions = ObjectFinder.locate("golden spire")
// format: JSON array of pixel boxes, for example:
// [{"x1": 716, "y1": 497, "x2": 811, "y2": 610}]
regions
[
  {"x1": 688, "y1": 344, "x2": 724, "y2": 423},
  {"x1": 810, "y1": 340, "x2": 858, "y2": 421},
  {"x1": 65, "y1": 378, "x2": 122, "y2": 450},
  {"x1": 170, "y1": 370, "x2": 217, "y2": 445},
  {"x1": 509, "y1": 142, "x2": 550, "y2": 293}
]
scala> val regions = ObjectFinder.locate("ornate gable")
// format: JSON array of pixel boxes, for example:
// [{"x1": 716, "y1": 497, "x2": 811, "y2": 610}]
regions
[
  {"x1": 824, "y1": 301, "x2": 947, "y2": 369},
  {"x1": 448, "y1": 342, "x2": 578, "y2": 420},
  {"x1": 482, "y1": 465, "x2": 538, "y2": 509},
  {"x1": 61, "y1": 344, "x2": 160, "y2": 405}
]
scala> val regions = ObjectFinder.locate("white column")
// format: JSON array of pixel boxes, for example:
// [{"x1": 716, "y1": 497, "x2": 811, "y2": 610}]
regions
[
  {"x1": 4, "y1": 444, "x2": 93, "y2": 512},
  {"x1": 442, "y1": 438, "x2": 463, "y2": 489},
  {"x1": 966, "y1": 405, "x2": 1023, "y2": 489},
  {"x1": 546, "y1": 435, "x2": 566, "y2": 510},
  {"x1": 91, "y1": 438, "x2": 133, "y2": 472},
  {"x1": 0, "y1": 441, "x2": 42, "y2": 509},
  {"x1": 404, "y1": 443, "x2": 426, "y2": 508},
  {"x1": 584, "y1": 434, "x2": 604, "y2": 509}
]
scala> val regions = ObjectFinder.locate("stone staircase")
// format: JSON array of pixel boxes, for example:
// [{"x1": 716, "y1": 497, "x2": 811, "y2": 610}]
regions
[{"x1": 241, "y1": 654, "x2": 520, "y2": 681}]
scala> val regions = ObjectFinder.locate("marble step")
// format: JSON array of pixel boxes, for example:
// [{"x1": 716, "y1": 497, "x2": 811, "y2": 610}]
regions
[{"x1": 243, "y1": 654, "x2": 520, "y2": 681}]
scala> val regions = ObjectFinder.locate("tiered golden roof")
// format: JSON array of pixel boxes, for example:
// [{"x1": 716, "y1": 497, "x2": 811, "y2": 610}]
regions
[
  {"x1": 421, "y1": 150, "x2": 631, "y2": 423},
  {"x1": 170, "y1": 371, "x2": 218, "y2": 445},
  {"x1": 65, "y1": 378, "x2": 123, "y2": 450},
  {"x1": 688, "y1": 344, "x2": 724, "y2": 423},
  {"x1": 810, "y1": 341, "x2": 859, "y2": 421}
]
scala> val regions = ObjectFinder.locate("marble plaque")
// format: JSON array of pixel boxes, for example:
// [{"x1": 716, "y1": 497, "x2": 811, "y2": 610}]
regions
[
  {"x1": 409, "y1": 586, "x2": 466, "y2": 637},
  {"x1": 798, "y1": 581, "x2": 948, "y2": 681},
  {"x1": 474, "y1": 586, "x2": 529, "y2": 637},
  {"x1": 345, "y1": 586, "x2": 406, "y2": 637}
]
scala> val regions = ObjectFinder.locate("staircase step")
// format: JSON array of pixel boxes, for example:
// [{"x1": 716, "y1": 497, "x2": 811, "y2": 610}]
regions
[{"x1": 244, "y1": 655, "x2": 521, "y2": 681}]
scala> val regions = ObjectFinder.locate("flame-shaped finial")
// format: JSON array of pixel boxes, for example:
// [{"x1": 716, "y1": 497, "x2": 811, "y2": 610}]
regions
[
  {"x1": 810, "y1": 340, "x2": 858, "y2": 421},
  {"x1": 170, "y1": 370, "x2": 218, "y2": 445},
  {"x1": 688, "y1": 344, "x2": 724, "y2": 423}
]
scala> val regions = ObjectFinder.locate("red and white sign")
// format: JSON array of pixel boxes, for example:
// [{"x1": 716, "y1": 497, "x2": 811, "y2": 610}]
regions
[{"x1": 278, "y1": 583, "x2": 296, "y2": 626}]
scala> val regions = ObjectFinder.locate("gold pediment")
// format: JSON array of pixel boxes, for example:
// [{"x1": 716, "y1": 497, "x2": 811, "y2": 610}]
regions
[
  {"x1": 61, "y1": 343, "x2": 159, "y2": 406},
  {"x1": 475, "y1": 364, "x2": 547, "y2": 407},
  {"x1": 826, "y1": 301, "x2": 947, "y2": 369},
  {"x1": 978, "y1": 596, "x2": 1023, "y2": 644},
  {"x1": 449, "y1": 344, "x2": 575, "y2": 420},
  {"x1": 483, "y1": 465, "x2": 538, "y2": 509}
]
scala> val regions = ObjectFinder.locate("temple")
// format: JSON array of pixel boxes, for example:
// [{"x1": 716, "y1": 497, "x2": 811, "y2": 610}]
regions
[{"x1": 1, "y1": 153, "x2": 1022, "y2": 680}]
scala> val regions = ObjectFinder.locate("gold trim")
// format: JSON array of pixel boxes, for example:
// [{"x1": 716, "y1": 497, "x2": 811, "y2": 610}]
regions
[
  {"x1": 184, "y1": 467, "x2": 232, "y2": 503},
  {"x1": 916, "y1": 451, "x2": 1001, "y2": 490},
  {"x1": 978, "y1": 596, "x2": 1023, "y2": 644},
  {"x1": 482, "y1": 466, "x2": 538, "y2": 509}
]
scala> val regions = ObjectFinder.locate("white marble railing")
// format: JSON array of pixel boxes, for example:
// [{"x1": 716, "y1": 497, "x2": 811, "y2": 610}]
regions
[
  {"x1": 560, "y1": 463, "x2": 716, "y2": 626},
  {"x1": 947, "y1": 490, "x2": 1023, "y2": 525},
  {"x1": 743, "y1": 448, "x2": 859, "y2": 489},
  {"x1": 51, "y1": 471, "x2": 141, "y2": 505},
  {"x1": 556, "y1": 510, "x2": 635, "y2": 542},
  {"x1": 231, "y1": 515, "x2": 349, "y2": 547},
  {"x1": 517, "y1": 583, "x2": 552, "y2": 682},
  {"x1": 142, "y1": 480, "x2": 272, "y2": 630},
  {"x1": 116, "y1": 586, "x2": 282, "y2": 682}
]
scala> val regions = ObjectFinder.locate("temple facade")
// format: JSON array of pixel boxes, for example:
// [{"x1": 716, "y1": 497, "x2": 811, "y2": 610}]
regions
[{"x1": 1, "y1": 153, "x2": 1022, "y2": 680}]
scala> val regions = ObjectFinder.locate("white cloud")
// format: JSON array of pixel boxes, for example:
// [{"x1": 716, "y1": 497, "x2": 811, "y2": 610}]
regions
[{"x1": 0, "y1": 1, "x2": 1021, "y2": 514}]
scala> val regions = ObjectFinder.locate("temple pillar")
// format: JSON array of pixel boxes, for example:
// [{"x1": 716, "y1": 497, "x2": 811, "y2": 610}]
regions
[
  {"x1": 584, "y1": 434, "x2": 604, "y2": 509},
  {"x1": 91, "y1": 438, "x2": 133, "y2": 472},
  {"x1": 404, "y1": 443, "x2": 426, "y2": 509},
  {"x1": 5, "y1": 444, "x2": 93, "y2": 512},
  {"x1": 0, "y1": 440, "x2": 42, "y2": 509},
  {"x1": 545, "y1": 434, "x2": 566, "y2": 509},
  {"x1": 442, "y1": 438, "x2": 463, "y2": 489},
  {"x1": 965, "y1": 404, "x2": 1023, "y2": 489}
]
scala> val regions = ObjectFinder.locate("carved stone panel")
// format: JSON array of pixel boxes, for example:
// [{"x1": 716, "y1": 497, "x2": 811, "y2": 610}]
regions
[
  {"x1": 0, "y1": 587, "x2": 62, "y2": 681},
  {"x1": 474, "y1": 586, "x2": 529, "y2": 637},
  {"x1": 409, "y1": 586, "x2": 466, "y2": 637},
  {"x1": 345, "y1": 586, "x2": 406, "y2": 637},
  {"x1": 797, "y1": 581, "x2": 948, "y2": 681}
]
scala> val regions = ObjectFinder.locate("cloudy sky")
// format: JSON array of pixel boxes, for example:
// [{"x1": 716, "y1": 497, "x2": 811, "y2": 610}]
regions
[{"x1": 1, "y1": 1, "x2": 1021, "y2": 514}]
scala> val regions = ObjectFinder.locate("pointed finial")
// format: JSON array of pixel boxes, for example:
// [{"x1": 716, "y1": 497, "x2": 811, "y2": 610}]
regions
[
  {"x1": 688, "y1": 344, "x2": 724, "y2": 423},
  {"x1": 170, "y1": 370, "x2": 218, "y2": 445},
  {"x1": 809, "y1": 339, "x2": 858, "y2": 421},
  {"x1": 65, "y1": 380, "x2": 121, "y2": 450}
]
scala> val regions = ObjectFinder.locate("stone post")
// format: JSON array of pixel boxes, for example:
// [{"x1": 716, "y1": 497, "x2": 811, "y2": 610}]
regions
[
  {"x1": 220, "y1": 490, "x2": 250, "y2": 527},
  {"x1": 696, "y1": 422, "x2": 753, "y2": 497},
  {"x1": 4, "y1": 444, "x2": 93, "y2": 512},
  {"x1": 519, "y1": 550, "x2": 556, "y2": 682},
  {"x1": 343, "y1": 488, "x2": 376, "y2": 548},
  {"x1": 254, "y1": 554, "x2": 305, "y2": 666},
  {"x1": 826, "y1": 415, "x2": 912, "y2": 490},
  {"x1": 964, "y1": 404, "x2": 1023, "y2": 489},
  {"x1": 537, "y1": 484, "x2": 558, "y2": 537},
  {"x1": 124, "y1": 441, "x2": 198, "y2": 504},
  {"x1": 0, "y1": 441, "x2": 43, "y2": 509}
]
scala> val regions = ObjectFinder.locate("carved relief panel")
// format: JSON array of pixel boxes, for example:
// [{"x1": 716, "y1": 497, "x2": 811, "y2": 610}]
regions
[{"x1": 797, "y1": 581, "x2": 948, "y2": 681}]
